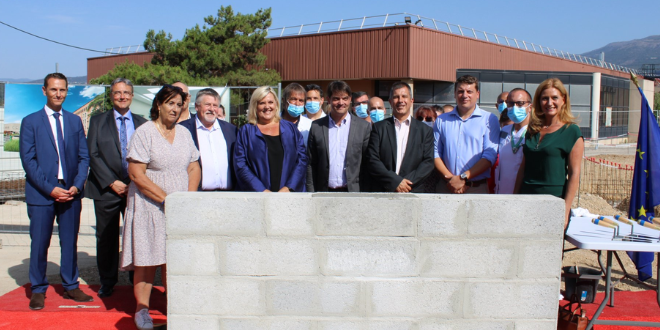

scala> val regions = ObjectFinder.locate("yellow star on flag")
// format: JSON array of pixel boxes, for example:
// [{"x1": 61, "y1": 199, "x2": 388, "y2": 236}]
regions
[
  {"x1": 638, "y1": 205, "x2": 647, "y2": 218},
  {"x1": 637, "y1": 149, "x2": 645, "y2": 160},
  {"x1": 645, "y1": 170, "x2": 649, "y2": 178}
]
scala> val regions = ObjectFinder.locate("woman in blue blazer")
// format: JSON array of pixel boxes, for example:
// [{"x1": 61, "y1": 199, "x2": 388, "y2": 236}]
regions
[{"x1": 234, "y1": 86, "x2": 308, "y2": 192}]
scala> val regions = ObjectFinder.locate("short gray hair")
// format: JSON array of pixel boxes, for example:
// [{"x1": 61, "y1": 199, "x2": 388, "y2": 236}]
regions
[
  {"x1": 110, "y1": 77, "x2": 133, "y2": 92},
  {"x1": 195, "y1": 88, "x2": 220, "y2": 105}
]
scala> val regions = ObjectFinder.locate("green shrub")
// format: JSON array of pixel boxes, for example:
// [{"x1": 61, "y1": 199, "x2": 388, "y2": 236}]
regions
[{"x1": 4, "y1": 139, "x2": 19, "y2": 152}]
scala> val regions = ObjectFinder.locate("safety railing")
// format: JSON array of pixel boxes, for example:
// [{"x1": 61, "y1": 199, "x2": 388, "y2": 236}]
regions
[
  {"x1": 266, "y1": 12, "x2": 638, "y2": 75},
  {"x1": 104, "y1": 45, "x2": 144, "y2": 55}
]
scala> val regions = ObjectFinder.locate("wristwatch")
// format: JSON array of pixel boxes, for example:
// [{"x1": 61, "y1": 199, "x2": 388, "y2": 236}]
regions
[{"x1": 460, "y1": 172, "x2": 468, "y2": 181}]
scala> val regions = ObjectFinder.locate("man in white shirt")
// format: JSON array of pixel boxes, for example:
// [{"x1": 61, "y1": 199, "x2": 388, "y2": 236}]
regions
[
  {"x1": 366, "y1": 81, "x2": 434, "y2": 192},
  {"x1": 281, "y1": 83, "x2": 312, "y2": 147},
  {"x1": 178, "y1": 88, "x2": 238, "y2": 191},
  {"x1": 495, "y1": 88, "x2": 532, "y2": 194},
  {"x1": 303, "y1": 84, "x2": 326, "y2": 121}
]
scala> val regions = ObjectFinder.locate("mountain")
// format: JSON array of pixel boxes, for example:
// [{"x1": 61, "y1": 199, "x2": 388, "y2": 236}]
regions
[
  {"x1": 582, "y1": 35, "x2": 660, "y2": 69},
  {"x1": 28, "y1": 76, "x2": 87, "y2": 84},
  {"x1": 0, "y1": 78, "x2": 34, "y2": 83}
]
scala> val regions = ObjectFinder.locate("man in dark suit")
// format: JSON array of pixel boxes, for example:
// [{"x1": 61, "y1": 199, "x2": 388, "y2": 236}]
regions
[
  {"x1": 179, "y1": 88, "x2": 237, "y2": 191},
  {"x1": 367, "y1": 81, "x2": 434, "y2": 193},
  {"x1": 85, "y1": 78, "x2": 147, "y2": 298},
  {"x1": 20, "y1": 73, "x2": 92, "y2": 310},
  {"x1": 306, "y1": 80, "x2": 371, "y2": 192}
]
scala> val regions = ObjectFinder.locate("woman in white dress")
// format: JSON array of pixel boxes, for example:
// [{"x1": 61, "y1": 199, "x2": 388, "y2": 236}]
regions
[{"x1": 121, "y1": 84, "x2": 201, "y2": 329}]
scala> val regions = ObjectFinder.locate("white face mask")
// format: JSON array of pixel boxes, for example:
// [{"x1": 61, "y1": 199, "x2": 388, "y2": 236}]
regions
[{"x1": 424, "y1": 121, "x2": 433, "y2": 127}]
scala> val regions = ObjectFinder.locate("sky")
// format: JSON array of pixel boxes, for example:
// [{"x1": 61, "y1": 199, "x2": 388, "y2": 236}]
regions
[{"x1": 0, "y1": 0, "x2": 658, "y2": 80}]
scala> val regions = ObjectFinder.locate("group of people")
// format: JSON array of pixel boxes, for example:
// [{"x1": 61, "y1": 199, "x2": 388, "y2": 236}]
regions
[{"x1": 20, "y1": 72, "x2": 582, "y2": 329}]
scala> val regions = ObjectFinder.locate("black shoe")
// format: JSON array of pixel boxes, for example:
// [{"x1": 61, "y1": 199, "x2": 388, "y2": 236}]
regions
[
  {"x1": 29, "y1": 292, "x2": 45, "y2": 310},
  {"x1": 98, "y1": 285, "x2": 114, "y2": 298}
]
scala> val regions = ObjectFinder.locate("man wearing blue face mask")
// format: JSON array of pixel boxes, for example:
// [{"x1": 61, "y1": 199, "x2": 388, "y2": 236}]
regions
[
  {"x1": 368, "y1": 97, "x2": 386, "y2": 124},
  {"x1": 304, "y1": 84, "x2": 326, "y2": 121},
  {"x1": 494, "y1": 88, "x2": 532, "y2": 194},
  {"x1": 281, "y1": 83, "x2": 313, "y2": 148},
  {"x1": 496, "y1": 92, "x2": 513, "y2": 127},
  {"x1": 352, "y1": 91, "x2": 371, "y2": 123}
]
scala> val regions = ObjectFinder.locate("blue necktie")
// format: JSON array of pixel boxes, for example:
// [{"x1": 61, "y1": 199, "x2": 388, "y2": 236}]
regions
[
  {"x1": 118, "y1": 116, "x2": 128, "y2": 178},
  {"x1": 53, "y1": 112, "x2": 67, "y2": 183}
]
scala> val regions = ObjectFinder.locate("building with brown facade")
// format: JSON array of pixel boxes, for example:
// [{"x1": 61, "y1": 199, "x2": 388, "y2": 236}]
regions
[{"x1": 87, "y1": 23, "x2": 655, "y2": 140}]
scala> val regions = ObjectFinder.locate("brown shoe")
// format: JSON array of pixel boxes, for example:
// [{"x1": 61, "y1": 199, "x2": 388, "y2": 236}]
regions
[
  {"x1": 29, "y1": 292, "x2": 45, "y2": 310},
  {"x1": 63, "y1": 288, "x2": 94, "y2": 302}
]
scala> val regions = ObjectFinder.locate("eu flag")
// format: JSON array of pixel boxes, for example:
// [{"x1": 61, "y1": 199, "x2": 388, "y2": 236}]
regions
[{"x1": 627, "y1": 78, "x2": 660, "y2": 281}]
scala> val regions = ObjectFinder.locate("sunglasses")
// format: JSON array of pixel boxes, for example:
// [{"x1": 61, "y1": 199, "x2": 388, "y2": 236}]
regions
[{"x1": 416, "y1": 116, "x2": 434, "y2": 122}]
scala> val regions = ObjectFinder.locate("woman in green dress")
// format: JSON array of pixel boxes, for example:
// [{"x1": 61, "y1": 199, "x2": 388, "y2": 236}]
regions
[{"x1": 514, "y1": 78, "x2": 584, "y2": 227}]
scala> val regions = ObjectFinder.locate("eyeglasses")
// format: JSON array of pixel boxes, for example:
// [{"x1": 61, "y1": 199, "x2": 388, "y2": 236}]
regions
[
  {"x1": 112, "y1": 91, "x2": 133, "y2": 97},
  {"x1": 416, "y1": 116, "x2": 434, "y2": 122},
  {"x1": 506, "y1": 101, "x2": 530, "y2": 107}
]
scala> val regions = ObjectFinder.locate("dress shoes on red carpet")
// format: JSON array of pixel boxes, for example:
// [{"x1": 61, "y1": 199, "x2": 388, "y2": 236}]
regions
[
  {"x1": 97, "y1": 285, "x2": 114, "y2": 298},
  {"x1": 63, "y1": 288, "x2": 94, "y2": 302},
  {"x1": 29, "y1": 292, "x2": 45, "y2": 310}
]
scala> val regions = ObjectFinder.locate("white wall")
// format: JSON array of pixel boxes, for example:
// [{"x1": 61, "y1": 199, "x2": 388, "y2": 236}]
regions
[{"x1": 166, "y1": 192, "x2": 565, "y2": 330}]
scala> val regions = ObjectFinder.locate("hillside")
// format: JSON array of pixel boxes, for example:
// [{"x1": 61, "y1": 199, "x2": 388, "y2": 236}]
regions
[{"x1": 582, "y1": 35, "x2": 660, "y2": 69}]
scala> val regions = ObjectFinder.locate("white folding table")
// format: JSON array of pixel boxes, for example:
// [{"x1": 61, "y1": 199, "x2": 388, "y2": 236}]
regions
[{"x1": 565, "y1": 216, "x2": 660, "y2": 329}]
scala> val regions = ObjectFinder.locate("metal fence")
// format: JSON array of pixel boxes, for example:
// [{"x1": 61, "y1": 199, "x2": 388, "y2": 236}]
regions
[
  {"x1": 265, "y1": 12, "x2": 638, "y2": 75},
  {"x1": 578, "y1": 156, "x2": 634, "y2": 209}
]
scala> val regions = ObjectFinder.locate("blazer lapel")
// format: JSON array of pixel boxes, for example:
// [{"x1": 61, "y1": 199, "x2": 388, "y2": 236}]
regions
[
  {"x1": 40, "y1": 108, "x2": 57, "y2": 149},
  {"x1": 346, "y1": 115, "x2": 359, "y2": 158},
  {"x1": 400, "y1": 118, "x2": 417, "y2": 171},
  {"x1": 386, "y1": 118, "x2": 397, "y2": 169},
  {"x1": 322, "y1": 118, "x2": 330, "y2": 161},
  {"x1": 105, "y1": 110, "x2": 122, "y2": 155}
]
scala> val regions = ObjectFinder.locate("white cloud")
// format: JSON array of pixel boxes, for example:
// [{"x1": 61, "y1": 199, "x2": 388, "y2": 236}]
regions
[{"x1": 79, "y1": 86, "x2": 105, "y2": 99}]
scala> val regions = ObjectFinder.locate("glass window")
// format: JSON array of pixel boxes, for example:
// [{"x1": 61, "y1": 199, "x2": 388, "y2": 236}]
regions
[
  {"x1": 572, "y1": 106, "x2": 591, "y2": 127},
  {"x1": 525, "y1": 83, "x2": 540, "y2": 97},
  {"x1": 570, "y1": 75, "x2": 592, "y2": 85},
  {"x1": 503, "y1": 83, "x2": 524, "y2": 94},
  {"x1": 569, "y1": 84, "x2": 591, "y2": 106},
  {"x1": 0, "y1": 83, "x2": 4, "y2": 107},
  {"x1": 433, "y1": 82, "x2": 454, "y2": 103},
  {"x1": 503, "y1": 73, "x2": 524, "y2": 83},
  {"x1": 481, "y1": 73, "x2": 503, "y2": 82},
  {"x1": 414, "y1": 81, "x2": 434, "y2": 103},
  {"x1": 480, "y1": 82, "x2": 503, "y2": 105},
  {"x1": 525, "y1": 74, "x2": 547, "y2": 84}
]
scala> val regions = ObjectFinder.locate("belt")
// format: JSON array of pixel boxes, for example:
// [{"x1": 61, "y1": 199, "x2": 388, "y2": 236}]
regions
[
  {"x1": 327, "y1": 186, "x2": 348, "y2": 192},
  {"x1": 203, "y1": 188, "x2": 231, "y2": 191},
  {"x1": 466, "y1": 179, "x2": 487, "y2": 188}
]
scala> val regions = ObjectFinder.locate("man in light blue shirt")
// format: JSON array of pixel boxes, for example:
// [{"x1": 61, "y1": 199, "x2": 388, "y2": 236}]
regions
[{"x1": 433, "y1": 75, "x2": 500, "y2": 194}]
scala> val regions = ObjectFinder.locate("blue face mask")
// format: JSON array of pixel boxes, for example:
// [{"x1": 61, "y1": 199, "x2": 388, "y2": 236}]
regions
[
  {"x1": 287, "y1": 104, "x2": 305, "y2": 117},
  {"x1": 507, "y1": 105, "x2": 529, "y2": 124},
  {"x1": 305, "y1": 101, "x2": 320, "y2": 114},
  {"x1": 497, "y1": 102, "x2": 507, "y2": 113},
  {"x1": 355, "y1": 104, "x2": 369, "y2": 118},
  {"x1": 370, "y1": 109, "x2": 385, "y2": 122}
]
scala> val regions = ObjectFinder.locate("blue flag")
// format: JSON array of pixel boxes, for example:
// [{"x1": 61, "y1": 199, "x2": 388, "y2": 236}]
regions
[{"x1": 627, "y1": 84, "x2": 660, "y2": 281}]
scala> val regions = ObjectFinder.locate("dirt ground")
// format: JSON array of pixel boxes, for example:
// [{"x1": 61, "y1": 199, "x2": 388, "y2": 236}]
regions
[{"x1": 566, "y1": 153, "x2": 658, "y2": 293}]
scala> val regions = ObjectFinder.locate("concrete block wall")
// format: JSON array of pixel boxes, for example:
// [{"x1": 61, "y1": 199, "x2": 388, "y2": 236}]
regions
[{"x1": 166, "y1": 193, "x2": 565, "y2": 330}]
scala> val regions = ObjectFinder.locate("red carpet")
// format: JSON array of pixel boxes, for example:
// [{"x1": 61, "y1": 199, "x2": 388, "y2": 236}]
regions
[
  {"x1": 560, "y1": 290, "x2": 660, "y2": 330},
  {"x1": 0, "y1": 284, "x2": 166, "y2": 329}
]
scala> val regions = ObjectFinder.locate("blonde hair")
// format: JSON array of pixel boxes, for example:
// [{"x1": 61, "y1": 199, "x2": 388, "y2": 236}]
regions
[
  {"x1": 528, "y1": 78, "x2": 577, "y2": 135},
  {"x1": 247, "y1": 86, "x2": 281, "y2": 125}
]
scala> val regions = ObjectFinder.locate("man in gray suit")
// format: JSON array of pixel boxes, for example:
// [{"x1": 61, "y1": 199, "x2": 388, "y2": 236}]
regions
[
  {"x1": 306, "y1": 80, "x2": 371, "y2": 192},
  {"x1": 86, "y1": 78, "x2": 147, "y2": 298}
]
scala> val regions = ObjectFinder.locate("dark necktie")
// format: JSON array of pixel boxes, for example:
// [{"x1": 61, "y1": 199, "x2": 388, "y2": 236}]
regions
[
  {"x1": 53, "y1": 112, "x2": 67, "y2": 183},
  {"x1": 118, "y1": 116, "x2": 128, "y2": 178}
]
